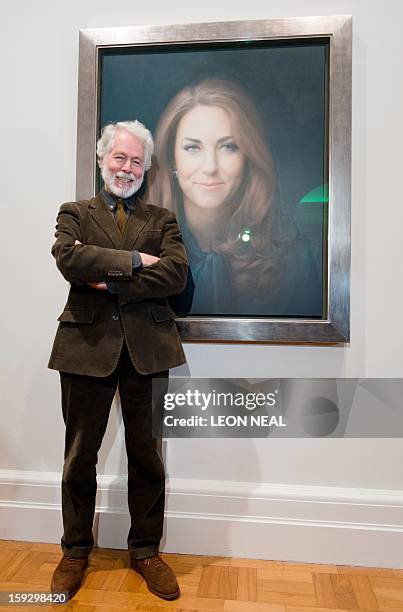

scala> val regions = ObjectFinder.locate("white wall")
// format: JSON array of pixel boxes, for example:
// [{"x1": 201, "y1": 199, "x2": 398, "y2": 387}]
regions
[{"x1": 1, "y1": 0, "x2": 403, "y2": 565}]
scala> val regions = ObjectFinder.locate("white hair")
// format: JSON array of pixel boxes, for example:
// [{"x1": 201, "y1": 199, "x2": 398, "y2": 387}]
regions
[{"x1": 97, "y1": 120, "x2": 154, "y2": 170}]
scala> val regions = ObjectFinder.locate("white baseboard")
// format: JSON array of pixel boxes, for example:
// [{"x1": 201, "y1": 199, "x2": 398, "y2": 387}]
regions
[{"x1": 1, "y1": 470, "x2": 402, "y2": 568}]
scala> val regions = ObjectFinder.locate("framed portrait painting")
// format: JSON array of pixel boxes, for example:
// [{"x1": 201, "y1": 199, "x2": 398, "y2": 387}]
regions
[{"x1": 76, "y1": 15, "x2": 352, "y2": 343}]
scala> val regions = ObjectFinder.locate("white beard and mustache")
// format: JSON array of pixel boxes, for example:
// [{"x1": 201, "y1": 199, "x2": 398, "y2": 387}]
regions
[{"x1": 101, "y1": 166, "x2": 144, "y2": 198}]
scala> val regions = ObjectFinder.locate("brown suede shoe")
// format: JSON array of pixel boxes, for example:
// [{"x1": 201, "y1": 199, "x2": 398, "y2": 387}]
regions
[
  {"x1": 51, "y1": 555, "x2": 88, "y2": 599},
  {"x1": 131, "y1": 555, "x2": 180, "y2": 600}
]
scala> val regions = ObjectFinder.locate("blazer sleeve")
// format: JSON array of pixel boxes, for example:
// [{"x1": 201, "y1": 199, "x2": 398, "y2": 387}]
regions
[
  {"x1": 51, "y1": 202, "x2": 133, "y2": 283},
  {"x1": 117, "y1": 211, "x2": 189, "y2": 304}
]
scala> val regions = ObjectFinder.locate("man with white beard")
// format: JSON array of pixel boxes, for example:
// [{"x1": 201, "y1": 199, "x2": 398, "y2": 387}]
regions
[{"x1": 49, "y1": 120, "x2": 188, "y2": 602}]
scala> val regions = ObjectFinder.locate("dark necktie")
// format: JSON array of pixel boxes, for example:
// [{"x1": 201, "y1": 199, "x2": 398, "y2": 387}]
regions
[{"x1": 116, "y1": 199, "x2": 127, "y2": 235}]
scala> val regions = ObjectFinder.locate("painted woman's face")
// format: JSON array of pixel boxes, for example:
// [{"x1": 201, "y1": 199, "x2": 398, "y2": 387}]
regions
[{"x1": 174, "y1": 105, "x2": 245, "y2": 210}]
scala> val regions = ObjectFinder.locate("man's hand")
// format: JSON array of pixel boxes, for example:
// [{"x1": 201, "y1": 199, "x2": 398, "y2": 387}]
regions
[
  {"x1": 74, "y1": 240, "x2": 107, "y2": 290},
  {"x1": 73, "y1": 241, "x2": 159, "y2": 288},
  {"x1": 139, "y1": 252, "x2": 160, "y2": 267}
]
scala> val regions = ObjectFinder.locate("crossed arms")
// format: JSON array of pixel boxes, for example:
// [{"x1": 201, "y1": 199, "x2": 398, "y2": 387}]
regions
[{"x1": 52, "y1": 202, "x2": 188, "y2": 304}]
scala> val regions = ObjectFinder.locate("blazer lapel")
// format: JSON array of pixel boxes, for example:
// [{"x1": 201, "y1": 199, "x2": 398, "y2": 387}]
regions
[
  {"x1": 121, "y1": 198, "x2": 151, "y2": 251},
  {"x1": 90, "y1": 193, "x2": 122, "y2": 248}
]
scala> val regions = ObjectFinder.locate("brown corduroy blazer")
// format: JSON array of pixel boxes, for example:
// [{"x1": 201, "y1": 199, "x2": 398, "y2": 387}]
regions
[{"x1": 48, "y1": 193, "x2": 188, "y2": 376}]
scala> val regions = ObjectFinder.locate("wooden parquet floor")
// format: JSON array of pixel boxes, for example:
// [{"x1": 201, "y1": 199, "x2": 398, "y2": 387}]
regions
[{"x1": 0, "y1": 540, "x2": 402, "y2": 611}]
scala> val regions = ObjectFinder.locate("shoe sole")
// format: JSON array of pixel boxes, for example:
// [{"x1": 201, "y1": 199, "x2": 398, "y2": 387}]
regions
[
  {"x1": 131, "y1": 565, "x2": 180, "y2": 600},
  {"x1": 148, "y1": 585, "x2": 180, "y2": 600}
]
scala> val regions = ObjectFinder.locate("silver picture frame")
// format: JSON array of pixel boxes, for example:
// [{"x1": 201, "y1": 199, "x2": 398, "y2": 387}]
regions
[{"x1": 77, "y1": 15, "x2": 352, "y2": 344}]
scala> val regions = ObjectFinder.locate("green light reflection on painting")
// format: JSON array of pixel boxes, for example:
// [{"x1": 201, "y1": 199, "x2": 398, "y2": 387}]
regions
[
  {"x1": 238, "y1": 228, "x2": 252, "y2": 242},
  {"x1": 299, "y1": 184, "x2": 329, "y2": 204}
]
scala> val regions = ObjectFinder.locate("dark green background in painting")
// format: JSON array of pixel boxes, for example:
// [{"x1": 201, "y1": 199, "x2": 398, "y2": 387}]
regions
[{"x1": 99, "y1": 40, "x2": 328, "y2": 316}]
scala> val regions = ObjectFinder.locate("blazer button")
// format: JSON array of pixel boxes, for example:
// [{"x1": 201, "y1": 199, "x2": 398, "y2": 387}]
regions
[{"x1": 112, "y1": 314, "x2": 119, "y2": 321}]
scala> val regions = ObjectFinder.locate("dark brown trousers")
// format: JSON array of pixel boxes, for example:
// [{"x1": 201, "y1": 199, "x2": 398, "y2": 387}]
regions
[{"x1": 59, "y1": 343, "x2": 168, "y2": 560}]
